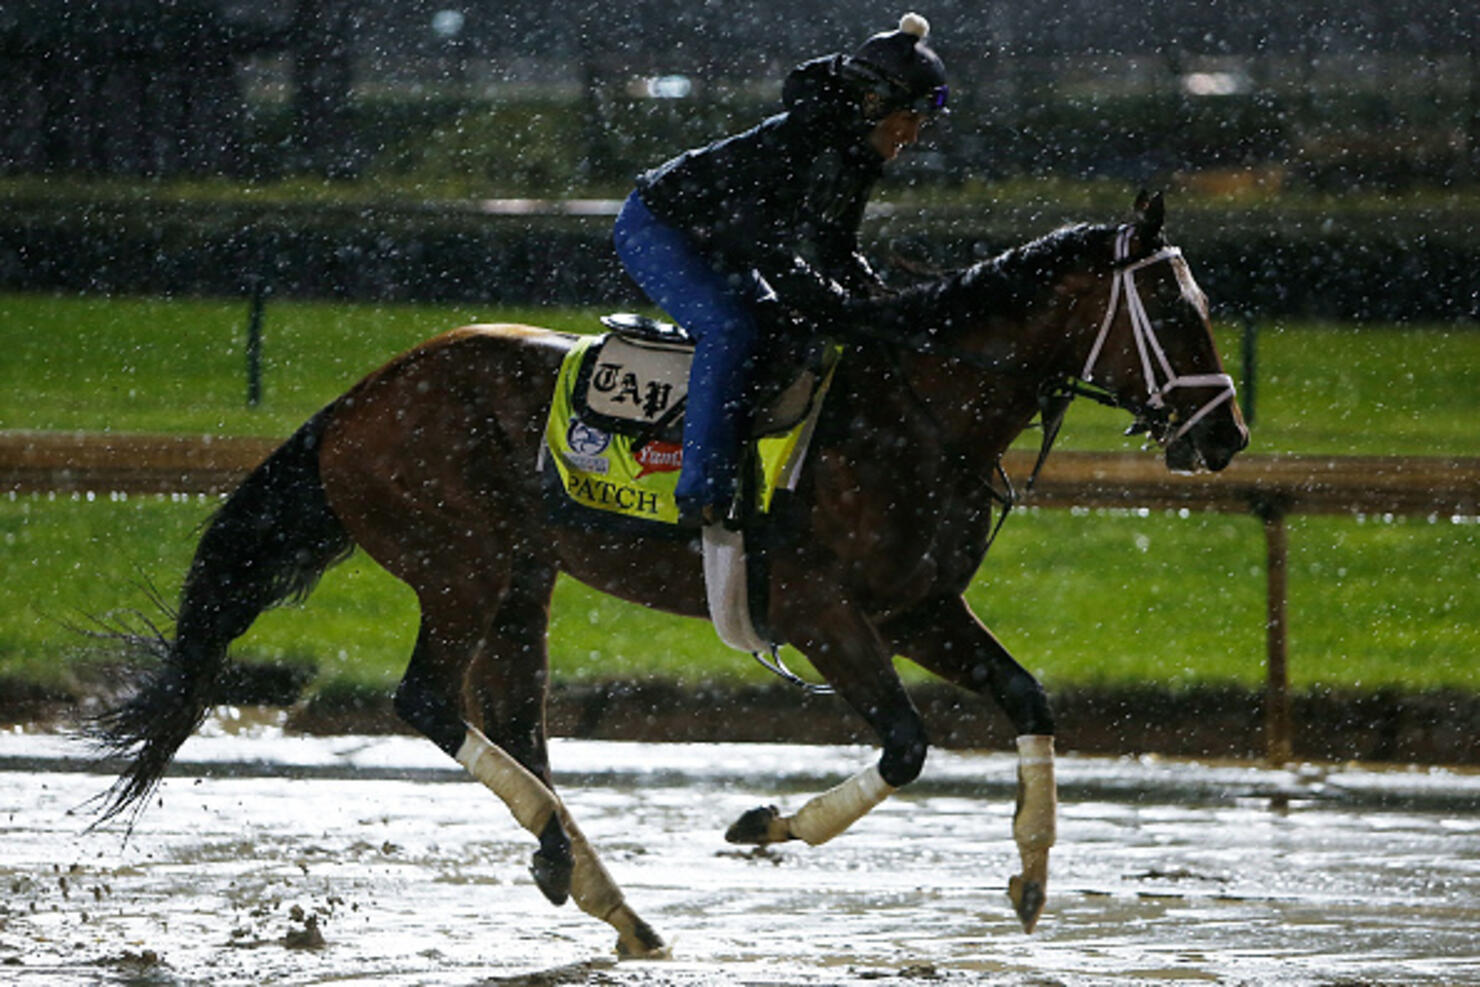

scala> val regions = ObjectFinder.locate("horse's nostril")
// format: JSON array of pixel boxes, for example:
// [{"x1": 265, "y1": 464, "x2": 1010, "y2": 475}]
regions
[{"x1": 1166, "y1": 438, "x2": 1199, "y2": 472}]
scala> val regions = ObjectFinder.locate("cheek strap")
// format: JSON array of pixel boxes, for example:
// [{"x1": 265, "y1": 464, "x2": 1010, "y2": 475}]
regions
[{"x1": 1080, "y1": 228, "x2": 1236, "y2": 446}]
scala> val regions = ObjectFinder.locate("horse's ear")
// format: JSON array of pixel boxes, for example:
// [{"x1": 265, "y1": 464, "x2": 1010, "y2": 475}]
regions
[{"x1": 1133, "y1": 189, "x2": 1165, "y2": 242}]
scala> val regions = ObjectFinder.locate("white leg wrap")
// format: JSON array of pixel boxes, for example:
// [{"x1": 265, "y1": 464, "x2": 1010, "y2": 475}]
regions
[
  {"x1": 1013, "y1": 734, "x2": 1057, "y2": 852},
  {"x1": 561, "y1": 815, "x2": 628, "y2": 922},
  {"x1": 787, "y1": 764, "x2": 896, "y2": 846},
  {"x1": 456, "y1": 728, "x2": 629, "y2": 921},
  {"x1": 455, "y1": 727, "x2": 558, "y2": 836},
  {"x1": 455, "y1": 726, "x2": 663, "y2": 955},
  {"x1": 1010, "y1": 734, "x2": 1057, "y2": 931}
]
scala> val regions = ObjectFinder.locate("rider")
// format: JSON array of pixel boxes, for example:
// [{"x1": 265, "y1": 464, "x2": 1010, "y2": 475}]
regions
[{"x1": 612, "y1": 13, "x2": 949, "y2": 527}]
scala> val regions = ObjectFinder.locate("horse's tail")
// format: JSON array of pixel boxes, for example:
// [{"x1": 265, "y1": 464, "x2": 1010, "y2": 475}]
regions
[{"x1": 88, "y1": 409, "x2": 353, "y2": 826}]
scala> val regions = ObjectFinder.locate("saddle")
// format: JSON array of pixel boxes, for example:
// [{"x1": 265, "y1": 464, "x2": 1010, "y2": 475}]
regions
[
  {"x1": 573, "y1": 312, "x2": 835, "y2": 443},
  {"x1": 541, "y1": 313, "x2": 840, "y2": 655},
  {"x1": 542, "y1": 312, "x2": 838, "y2": 526}
]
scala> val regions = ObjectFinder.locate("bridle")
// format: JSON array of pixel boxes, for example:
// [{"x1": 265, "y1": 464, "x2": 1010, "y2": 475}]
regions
[
  {"x1": 1077, "y1": 226, "x2": 1237, "y2": 448},
  {"x1": 756, "y1": 224, "x2": 1237, "y2": 692},
  {"x1": 838, "y1": 223, "x2": 1241, "y2": 535},
  {"x1": 857, "y1": 225, "x2": 1236, "y2": 455}
]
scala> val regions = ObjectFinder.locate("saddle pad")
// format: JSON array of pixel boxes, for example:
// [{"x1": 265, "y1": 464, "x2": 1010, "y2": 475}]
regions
[
  {"x1": 572, "y1": 333, "x2": 690, "y2": 436},
  {"x1": 543, "y1": 335, "x2": 837, "y2": 526},
  {"x1": 573, "y1": 329, "x2": 839, "y2": 440}
]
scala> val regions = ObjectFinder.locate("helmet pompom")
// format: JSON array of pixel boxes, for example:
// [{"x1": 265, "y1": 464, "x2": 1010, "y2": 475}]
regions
[
  {"x1": 898, "y1": 12, "x2": 930, "y2": 39},
  {"x1": 844, "y1": 11, "x2": 946, "y2": 119}
]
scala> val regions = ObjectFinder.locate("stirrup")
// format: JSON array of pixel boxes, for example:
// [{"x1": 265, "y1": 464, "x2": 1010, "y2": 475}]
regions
[{"x1": 751, "y1": 644, "x2": 834, "y2": 695}]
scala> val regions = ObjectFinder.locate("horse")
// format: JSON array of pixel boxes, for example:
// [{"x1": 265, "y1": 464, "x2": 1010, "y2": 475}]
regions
[{"x1": 88, "y1": 191, "x2": 1248, "y2": 956}]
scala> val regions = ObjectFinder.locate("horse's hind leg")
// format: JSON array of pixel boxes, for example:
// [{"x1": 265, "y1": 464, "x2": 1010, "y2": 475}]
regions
[
  {"x1": 456, "y1": 725, "x2": 665, "y2": 957},
  {"x1": 322, "y1": 480, "x2": 664, "y2": 954},
  {"x1": 461, "y1": 554, "x2": 572, "y2": 908},
  {"x1": 317, "y1": 362, "x2": 664, "y2": 954},
  {"x1": 397, "y1": 568, "x2": 665, "y2": 958}
]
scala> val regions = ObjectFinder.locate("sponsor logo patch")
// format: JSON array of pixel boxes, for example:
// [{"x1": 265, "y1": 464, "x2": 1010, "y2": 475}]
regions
[
  {"x1": 564, "y1": 418, "x2": 612, "y2": 473},
  {"x1": 566, "y1": 418, "x2": 610, "y2": 455},
  {"x1": 634, "y1": 440, "x2": 683, "y2": 478}
]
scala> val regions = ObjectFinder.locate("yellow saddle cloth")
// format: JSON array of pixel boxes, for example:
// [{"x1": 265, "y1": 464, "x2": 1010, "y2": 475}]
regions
[{"x1": 542, "y1": 334, "x2": 835, "y2": 526}]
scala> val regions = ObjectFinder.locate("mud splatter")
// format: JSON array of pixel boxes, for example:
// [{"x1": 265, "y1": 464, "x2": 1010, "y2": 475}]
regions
[{"x1": 3, "y1": 736, "x2": 1478, "y2": 985}]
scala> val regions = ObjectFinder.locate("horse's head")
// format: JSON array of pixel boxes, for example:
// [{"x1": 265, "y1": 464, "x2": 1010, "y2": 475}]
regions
[{"x1": 1076, "y1": 192, "x2": 1249, "y2": 472}]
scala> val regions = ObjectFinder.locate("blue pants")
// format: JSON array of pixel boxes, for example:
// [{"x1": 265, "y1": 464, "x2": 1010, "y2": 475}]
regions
[{"x1": 612, "y1": 191, "x2": 762, "y2": 513}]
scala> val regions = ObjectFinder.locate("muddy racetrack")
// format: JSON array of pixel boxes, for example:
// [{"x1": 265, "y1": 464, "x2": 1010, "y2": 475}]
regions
[{"x1": 3, "y1": 724, "x2": 1479, "y2": 985}]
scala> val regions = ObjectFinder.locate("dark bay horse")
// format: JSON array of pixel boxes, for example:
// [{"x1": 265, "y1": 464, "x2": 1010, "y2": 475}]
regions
[{"x1": 90, "y1": 193, "x2": 1247, "y2": 955}]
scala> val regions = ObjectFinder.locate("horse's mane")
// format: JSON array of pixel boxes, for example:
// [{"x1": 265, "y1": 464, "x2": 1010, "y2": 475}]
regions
[
  {"x1": 874, "y1": 222, "x2": 1114, "y2": 332},
  {"x1": 956, "y1": 222, "x2": 1109, "y2": 303}
]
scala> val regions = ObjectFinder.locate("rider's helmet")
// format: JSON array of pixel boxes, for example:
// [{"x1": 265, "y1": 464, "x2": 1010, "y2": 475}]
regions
[{"x1": 842, "y1": 12, "x2": 948, "y2": 121}]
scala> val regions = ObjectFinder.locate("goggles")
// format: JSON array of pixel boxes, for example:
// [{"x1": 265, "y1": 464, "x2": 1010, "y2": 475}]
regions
[
  {"x1": 846, "y1": 59, "x2": 949, "y2": 118},
  {"x1": 877, "y1": 79, "x2": 948, "y2": 117},
  {"x1": 908, "y1": 84, "x2": 949, "y2": 115}
]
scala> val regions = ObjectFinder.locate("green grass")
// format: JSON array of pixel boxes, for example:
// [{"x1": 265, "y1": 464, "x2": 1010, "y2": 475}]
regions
[
  {"x1": 1038, "y1": 321, "x2": 1480, "y2": 458},
  {"x1": 0, "y1": 294, "x2": 606, "y2": 436},
  {"x1": 1, "y1": 293, "x2": 1477, "y2": 697},
  {"x1": 6, "y1": 497, "x2": 1474, "y2": 696},
  {"x1": 5, "y1": 293, "x2": 1476, "y2": 456},
  {"x1": 969, "y1": 509, "x2": 1478, "y2": 692}
]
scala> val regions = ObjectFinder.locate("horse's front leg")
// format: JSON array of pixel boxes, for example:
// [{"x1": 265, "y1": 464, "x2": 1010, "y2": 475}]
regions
[
  {"x1": 724, "y1": 594, "x2": 927, "y2": 848},
  {"x1": 880, "y1": 594, "x2": 1057, "y2": 933}
]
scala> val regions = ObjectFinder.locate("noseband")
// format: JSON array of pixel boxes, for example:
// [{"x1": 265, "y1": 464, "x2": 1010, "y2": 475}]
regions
[{"x1": 1079, "y1": 226, "x2": 1237, "y2": 447}]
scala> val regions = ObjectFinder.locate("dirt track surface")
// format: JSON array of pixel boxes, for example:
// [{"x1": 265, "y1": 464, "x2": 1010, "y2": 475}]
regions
[{"x1": 3, "y1": 727, "x2": 1479, "y2": 985}]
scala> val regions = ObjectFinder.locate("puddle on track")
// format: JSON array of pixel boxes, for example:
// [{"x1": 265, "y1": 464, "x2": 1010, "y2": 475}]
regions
[{"x1": 1, "y1": 734, "x2": 1478, "y2": 985}]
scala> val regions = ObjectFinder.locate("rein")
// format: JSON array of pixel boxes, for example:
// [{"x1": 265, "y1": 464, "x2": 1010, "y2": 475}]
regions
[
  {"x1": 754, "y1": 225, "x2": 1223, "y2": 694},
  {"x1": 868, "y1": 224, "x2": 1236, "y2": 518}
]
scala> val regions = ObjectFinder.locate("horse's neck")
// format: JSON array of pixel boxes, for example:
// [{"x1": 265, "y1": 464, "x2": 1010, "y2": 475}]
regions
[
  {"x1": 830, "y1": 233, "x2": 1110, "y2": 472},
  {"x1": 851, "y1": 252, "x2": 1099, "y2": 451},
  {"x1": 884, "y1": 314, "x2": 1079, "y2": 461}
]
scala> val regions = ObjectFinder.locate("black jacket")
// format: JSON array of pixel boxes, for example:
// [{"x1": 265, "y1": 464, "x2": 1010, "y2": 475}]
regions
[{"x1": 635, "y1": 55, "x2": 887, "y2": 314}]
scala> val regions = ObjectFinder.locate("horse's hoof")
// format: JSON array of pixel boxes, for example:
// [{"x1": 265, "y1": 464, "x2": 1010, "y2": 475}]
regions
[
  {"x1": 1008, "y1": 874, "x2": 1046, "y2": 933},
  {"x1": 530, "y1": 848, "x2": 572, "y2": 906},
  {"x1": 615, "y1": 916, "x2": 669, "y2": 959},
  {"x1": 724, "y1": 804, "x2": 789, "y2": 845}
]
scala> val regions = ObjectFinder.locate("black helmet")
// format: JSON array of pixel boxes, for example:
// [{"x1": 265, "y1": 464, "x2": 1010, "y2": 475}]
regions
[{"x1": 843, "y1": 12, "x2": 948, "y2": 120}]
